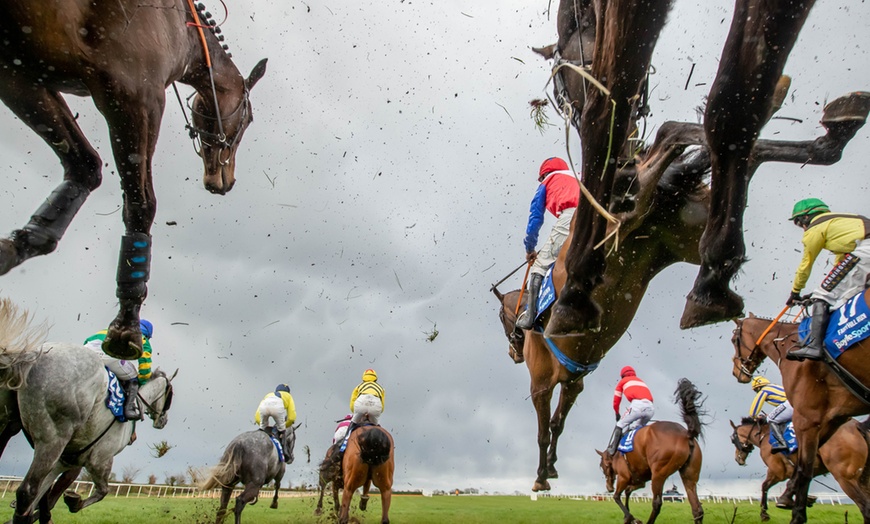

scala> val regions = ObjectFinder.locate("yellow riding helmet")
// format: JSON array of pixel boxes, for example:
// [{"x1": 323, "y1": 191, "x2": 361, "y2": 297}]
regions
[
  {"x1": 362, "y1": 369, "x2": 378, "y2": 382},
  {"x1": 751, "y1": 376, "x2": 770, "y2": 390}
]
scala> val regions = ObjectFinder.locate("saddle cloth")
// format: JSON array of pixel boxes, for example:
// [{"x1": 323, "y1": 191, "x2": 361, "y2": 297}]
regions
[
  {"x1": 535, "y1": 267, "x2": 556, "y2": 322},
  {"x1": 105, "y1": 368, "x2": 126, "y2": 422},
  {"x1": 799, "y1": 290, "x2": 870, "y2": 358},
  {"x1": 268, "y1": 433, "x2": 285, "y2": 463},
  {"x1": 617, "y1": 424, "x2": 647, "y2": 453},
  {"x1": 769, "y1": 422, "x2": 798, "y2": 455}
]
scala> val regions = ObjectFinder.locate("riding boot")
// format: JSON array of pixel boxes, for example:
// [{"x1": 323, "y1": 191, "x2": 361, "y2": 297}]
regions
[
  {"x1": 516, "y1": 274, "x2": 543, "y2": 330},
  {"x1": 606, "y1": 426, "x2": 623, "y2": 455},
  {"x1": 787, "y1": 300, "x2": 830, "y2": 361},
  {"x1": 769, "y1": 422, "x2": 788, "y2": 452},
  {"x1": 122, "y1": 379, "x2": 141, "y2": 421}
]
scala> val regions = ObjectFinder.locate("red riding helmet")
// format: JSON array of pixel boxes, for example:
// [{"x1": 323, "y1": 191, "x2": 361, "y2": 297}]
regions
[
  {"x1": 620, "y1": 366, "x2": 636, "y2": 378},
  {"x1": 539, "y1": 157, "x2": 569, "y2": 180}
]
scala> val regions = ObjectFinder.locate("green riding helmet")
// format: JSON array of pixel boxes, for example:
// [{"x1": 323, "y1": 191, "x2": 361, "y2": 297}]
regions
[{"x1": 789, "y1": 198, "x2": 830, "y2": 221}]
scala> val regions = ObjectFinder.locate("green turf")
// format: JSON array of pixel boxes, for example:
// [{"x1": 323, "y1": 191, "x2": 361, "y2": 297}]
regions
[{"x1": 0, "y1": 492, "x2": 860, "y2": 523}]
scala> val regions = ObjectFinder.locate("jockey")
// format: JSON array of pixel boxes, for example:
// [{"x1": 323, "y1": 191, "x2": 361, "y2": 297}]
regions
[
  {"x1": 333, "y1": 414, "x2": 353, "y2": 444},
  {"x1": 255, "y1": 384, "x2": 296, "y2": 461},
  {"x1": 606, "y1": 366, "x2": 655, "y2": 455},
  {"x1": 516, "y1": 157, "x2": 580, "y2": 331},
  {"x1": 749, "y1": 376, "x2": 792, "y2": 452},
  {"x1": 84, "y1": 319, "x2": 154, "y2": 421},
  {"x1": 785, "y1": 198, "x2": 870, "y2": 361},
  {"x1": 340, "y1": 369, "x2": 385, "y2": 451}
]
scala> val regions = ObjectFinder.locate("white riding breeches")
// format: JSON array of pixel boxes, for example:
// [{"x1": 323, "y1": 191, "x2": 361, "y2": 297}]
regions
[
  {"x1": 812, "y1": 238, "x2": 870, "y2": 309},
  {"x1": 333, "y1": 426, "x2": 349, "y2": 444},
  {"x1": 258, "y1": 395, "x2": 287, "y2": 431},
  {"x1": 85, "y1": 340, "x2": 137, "y2": 381},
  {"x1": 352, "y1": 394, "x2": 383, "y2": 425},
  {"x1": 531, "y1": 208, "x2": 575, "y2": 278},
  {"x1": 617, "y1": 398, "x2": 655, "y2": 431},
  {"x1": 768, "y1": 400, "x2": 793, "y2": 425}
]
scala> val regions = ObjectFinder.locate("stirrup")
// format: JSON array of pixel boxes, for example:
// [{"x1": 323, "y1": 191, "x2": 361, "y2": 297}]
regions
[{"x1": 786, "y1": 345, "x2": 823, "y2": 361}]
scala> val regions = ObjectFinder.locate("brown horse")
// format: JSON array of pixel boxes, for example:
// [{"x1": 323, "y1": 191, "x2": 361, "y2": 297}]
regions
[
  {"x1": 536, "y1": 0, "x2": 870, "y2": 339},
  {"x1": 314, "y1": 444, "x2": 342, "y2": 517},
  {"x1": 730, "y1": 417, "x2": 870, "y2": 522},
  {"x1": 338, "y1": 425, "x2": 394, "y2": 524},
  {"x1": 597, "y1": 378, "x2": 706, "y2": 524},
  {"x1": 0, "y1": 0, "x2": 266, "y2": 359},
  {"x1": 731, "y1": 291, "x2": 870, "y2": 523}
]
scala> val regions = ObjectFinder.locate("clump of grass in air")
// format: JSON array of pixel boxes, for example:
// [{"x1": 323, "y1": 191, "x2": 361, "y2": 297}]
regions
[{"x1": 529, "y1": 98, "x2": 551, "y2": 134}]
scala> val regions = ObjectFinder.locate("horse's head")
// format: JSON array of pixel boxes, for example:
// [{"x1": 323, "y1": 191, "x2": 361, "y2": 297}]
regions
[
  {"x1": 596, "y1": 449, "x2": 616, "y2": 493},
  {"x1": 284, "y1": 422, "x2": 301, "y2": 464},
  {"x1": 729, "y1": 420, "x2": 754, "y2": 466},
  {"x1": 191, "y1": 59, "x2": 268, "y2": 195},
  {"x1": 731, "y1": 317, "x2": 762, "y2": 384},
  {"x1": 495, "y1": 289, "x2": 526, "y2": 364},
  {"x1": 141, "y1": 369, "x2": 177, "y2": 430}
]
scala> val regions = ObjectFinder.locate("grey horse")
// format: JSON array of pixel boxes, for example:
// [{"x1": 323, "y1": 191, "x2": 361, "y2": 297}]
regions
[
  {"x1": 201, "y1": 424, "x2": 300, "y2": 524},
  {"x1": 0, "y1": 298, "x2": 175, "y2": 524}
]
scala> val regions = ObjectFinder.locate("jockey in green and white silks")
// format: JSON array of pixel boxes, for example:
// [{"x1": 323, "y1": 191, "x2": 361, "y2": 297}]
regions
[
  {"x1": 785, "y1": 198, "x2": 870, "y2": 361},
  {"x1": 84, "y1": 319, "x2": 154, "y2": 420}
]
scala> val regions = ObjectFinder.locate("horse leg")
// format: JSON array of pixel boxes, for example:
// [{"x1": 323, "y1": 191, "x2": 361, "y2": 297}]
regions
[
  {"x1": 360, "y1": 478, "x2": 371, "y2": 511},
  {"x1": 43, "y1": 467, "x2": 80, "y2": 514},
  {"x1": 612, "y1": 484, "x2": 634, "y2": 524},
  {"x1": 269, "y1": 478, "x2": 280, "y2": 510},
  {"x1": 680, "y1": 0, "x2": 815, "y2": 329},
  {"x1": 681, "y1": 472, "x2": 704, "y2": 523},
  {"x1": 790, "y1": 421, "x2": 824, "y2": 524},
  {"x1": 214, "y1": 487, "x2": 232, "y2": 524},
  {"x1": 546, "y1": 379, "x2": 584, "y2": 479},
  {"x1": 63, "y1": 461, "x2": 112, "y2": 513},
  {"x1": 314, "y1": 477, "x2": 326, "y2": 515},
  {"x1": 646, "y1": 476, "x2": 665, "y2": 524},
  {"x1": 759, "y1": 473, "x2": 781, "y2": 521},
  {"x1": 89, "y1": 87, "x2": 163, "y2": 360},
  {"x1": 338, "y1": 478, "x2": 355, "y2": 524},
  {"x1": 14, "y1": 440, "x2": 68, "y2": 522},
  {"x1": 0, "y1": 81, "x2": 101, "y2": 276},
  {"x1": 380, "y1": 487, "x2": 392, "y2": 524},
  {"x1": 530, "y1": 376, "x2": 556, "y2": 491},
  {"x1": 233, "y1": 483, "x2": 260, "y2": 524}
]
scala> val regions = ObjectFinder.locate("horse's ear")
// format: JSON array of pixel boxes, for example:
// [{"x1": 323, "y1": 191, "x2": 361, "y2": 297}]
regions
[
  {"x1": 748, "y1": 312, "x2": 756, "y2": 319},
  {"x1": 492, "y1": 287, "x2": 504, "y2": 302},
  {"x1": 294, "y1": 422, "x2": 302, "y2": 430},
  {"x1": 246, "y1": 58, "x2": 268, "y2": 90},
  {"x1": 170, "y1": 368, "x2": 179, "y2": 381},
  {"x1": 729, "y1": 420, "x2": 737, "y2": 430},
  {"x1": 595, "y1": 449, "x2": 604, "y2": 457},
  {"x1": 532, "y1": 43, "x2": 557, "y2": 60}
]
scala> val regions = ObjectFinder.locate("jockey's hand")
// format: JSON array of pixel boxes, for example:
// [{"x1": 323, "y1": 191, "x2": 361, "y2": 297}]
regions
[
  {"x1": 526, "y1": 251, "x2": 537, "y2": 263},
  {"x1": 786, "y1": 291, "x2": 803, "y2": 307}
]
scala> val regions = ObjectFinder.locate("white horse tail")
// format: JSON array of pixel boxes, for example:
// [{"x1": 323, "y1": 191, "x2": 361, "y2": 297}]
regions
[
  {"x1": 0, "y1": 297, "x2": 49, "y2": 390},
  {"x1": 200, "y1": 442, "x2": 244, "y2": 490}
]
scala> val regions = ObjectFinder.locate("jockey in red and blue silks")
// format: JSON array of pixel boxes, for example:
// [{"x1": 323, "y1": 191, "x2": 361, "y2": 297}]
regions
[
  {"x1": 606, "y1": 366, "x2": 655, "y2": 455},
  {"x1": 516, "y1": 157, "x2": 580, "y2": 331}
]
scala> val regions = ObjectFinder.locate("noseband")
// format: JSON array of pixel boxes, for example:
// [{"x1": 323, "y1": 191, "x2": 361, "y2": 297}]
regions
[
  {"x1": 730, "y1": 429, "x2": 754, "y2": 455},
  {"x1": 138, "y1": 377, "x2": 174, "y2": 421},
  {"x1": 185, "y1": 88, "x2": 250, "y2": 164},
  {"x1": 732, "y1": 322, "x2": 765, "y2": 377}
]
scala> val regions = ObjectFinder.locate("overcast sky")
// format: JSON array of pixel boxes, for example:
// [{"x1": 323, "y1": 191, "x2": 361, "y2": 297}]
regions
[{"x1": 0, "y1": 0, "x2": 868, "y2": 498}]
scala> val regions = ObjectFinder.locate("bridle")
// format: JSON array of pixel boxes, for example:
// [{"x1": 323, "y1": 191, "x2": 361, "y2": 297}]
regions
[
  {"x1": 730, "y1": 426, "x2": 755, "y2": 455},
  {"x1": 731, "y1": 321, "x2": 766, "y2": 378},
  {"x1": 139, "y1": 375, "x2": 174, "y2": 422}
]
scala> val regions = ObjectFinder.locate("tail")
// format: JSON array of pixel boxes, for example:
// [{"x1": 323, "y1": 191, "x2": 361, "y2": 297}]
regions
[
  {"x1": 200, "y1": 442, "x2": 243, "y2": 490},
  {"x1": 674, "y1": 378, "x2": 707, "y2": 442},
  {"x1": 319, "y1": 444, "x2": 342, "y2": 486},
  {"x1": 0, "y1": 298, "x2": 49, "y2": 390},
  {"x1": 358, "y1": 427, "x2": 392, "y2": 466}
]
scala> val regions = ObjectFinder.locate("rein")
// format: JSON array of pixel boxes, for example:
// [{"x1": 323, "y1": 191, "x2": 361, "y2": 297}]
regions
[{"x1": 138, "y1": 377, "x2": 174, "y2": 420}]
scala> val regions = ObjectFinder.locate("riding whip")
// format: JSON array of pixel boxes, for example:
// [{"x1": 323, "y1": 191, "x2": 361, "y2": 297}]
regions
[
  {"x1": 489, "y1": 259, "x2": 529, "y2": 293},
  {"x1": 515, "y1": 261, "x2": 533, "y2": 316},
  {"x1": 753, "y1": 306, "x2": 790, "y2": 348}
]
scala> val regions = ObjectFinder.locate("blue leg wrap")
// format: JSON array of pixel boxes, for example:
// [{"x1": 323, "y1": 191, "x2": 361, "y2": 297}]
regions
[{"x1": 116, "y1": 233, "x2": 151, "y2": 300}]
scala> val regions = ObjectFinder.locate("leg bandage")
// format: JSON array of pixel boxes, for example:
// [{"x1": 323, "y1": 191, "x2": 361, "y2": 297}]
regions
[{"x1": 116, "y1": 233, "x2": 151, "y2": 299}]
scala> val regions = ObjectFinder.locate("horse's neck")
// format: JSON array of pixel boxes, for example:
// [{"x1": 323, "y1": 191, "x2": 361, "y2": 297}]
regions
[
  {"x1": 140, "y1": 376, "x2": 165, "y2": 403},
  {"x1": 177, "y1": 9, "x2": 243, "y2": 96}
]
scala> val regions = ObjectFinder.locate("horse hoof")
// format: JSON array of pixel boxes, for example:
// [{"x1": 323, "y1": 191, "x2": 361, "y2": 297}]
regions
[
  {"x1": 360, "y1": 496, "x2": 369, "y2": 511},
  {"x1": 544, "y1": 298, "x2": 602, "y2": 337},
  {"x1": 532, "y1": 480, "x2": 551, "y2": 492},
  {"x1": 63, "y1": 491, "x2": 82, "y2": 513},
  {"x1": 680, "y1": 288, "x2": 744, "y2": 329},
  {"x1": 807, "y1": 495, "x2": 817, "y2": 507},
  {"x1": 546, "y1": 467, "x2": 558, "y2": 480},
  {"x1": 314, "y1": 508, "x2": 322, "y2": 516},
  {"x1": 102, "y1": 323, "x2": 143, "y2": 360},
  {"x1": 822, "y1": 91, "x2": 870, "y2": 124},
  {"x1": 760, "y1": 513, "x2": 770, "y2": 522}
]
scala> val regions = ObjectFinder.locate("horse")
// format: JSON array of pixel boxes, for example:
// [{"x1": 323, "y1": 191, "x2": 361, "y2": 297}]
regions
[
  {"x1": 0, "y1": 298, "x2": 175, "y2": 524},
  {"x1": 338, "y1": 425, "x2": 394, "y2": 524},
  {"x1": 314, "y1": 444, "x2": 342, "y2": 517},
  {"x1": 201, "y1": 423, "x2": 299, "y2": 524},
  {"x1": 597, "y1": 378, "x2": 706, "y2": 524},
  {"x1": 0, "y1": 0, "x2": 267, "y2": 360},
  {"x1": 730, "y1": 417, "x2": 870, "y2": 522},
  {"x1": 533, "y1": 1, "x2": 870, "y2": 339},
  {"x1": 730, "y1": 291, "x2": 870, "y2": 523}
]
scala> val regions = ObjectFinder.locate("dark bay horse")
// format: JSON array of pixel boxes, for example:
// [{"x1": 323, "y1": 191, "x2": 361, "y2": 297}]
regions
[
  {"x1": 314, "y1": 444, "x2": 342, "y2": 517},
  {"x1": 0, "y1": 0, "x2": 267, "y2": 359},
  {"x1": 201, "y1": 424, "x2": 300, "y2": 524},
  {"x1": 338, "y1": 425, "x2": 394, "y2": 524},
  {"x1": 535, "y1": 0, "x2": 869, "y2": 339},
  {"x1": 597, "y1": 378, "x2": 706, "y2": 524},
  {"x1": 730, "y1": 417, "x2": 870, "y2": 522},
  {"x1": 731, "y1": 292, "x2": 870, "y2": 523},
  {"x1": 0, "y1": 298, "x2": 175, "y2": 524}
]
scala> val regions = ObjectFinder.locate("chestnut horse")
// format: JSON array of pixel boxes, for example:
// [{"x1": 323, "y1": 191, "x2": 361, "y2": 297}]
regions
[
  {"x1": 0, "y1": 0, "x2": 266, "y2": 359},
  {"x1": 731, "y1": 291, "x2": 870, "y2": 523},
  {"x1": 597, "y1": 378, "x2": 706, "y2": 524},
  {"x1": 338, "y1": 425, "x2": 394, "y2": 524},
  {"x1": 537, "y1": 0, "x2": 869, "y2": 339},
  {"x1": 730, "y1": 417, "x2": 870, "y2": 522}
]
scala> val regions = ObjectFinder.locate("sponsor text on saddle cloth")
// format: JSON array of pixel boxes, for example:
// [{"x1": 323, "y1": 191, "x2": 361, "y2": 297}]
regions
[
  {"x1": 769, "y1": 422, "x2": 799, "y2": 455},
  {"x1": 268, "y1": 433, "x2": 285, "y2": 463},
  {"x1": 534, "y1": 267, "x2": 557, "y2": 322},
  {"x1": 105, "y1": 369, "x2": 128, "y2": 422},
  {"x1": 799, "y1": 290, "x2": 870, "y2": 358},
  {"x1": 616, "y1": 424, "x2": 647, "y2": 453}
]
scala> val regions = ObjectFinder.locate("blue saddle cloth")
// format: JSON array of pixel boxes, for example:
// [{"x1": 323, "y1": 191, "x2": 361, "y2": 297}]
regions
[
  {"x1": 769, "y1": 422, "x2": 798, "y2": 455},
  {"x1": 269, "y1": 434, "x2": 285, "y2": 463},
  {"x1": 534, "y1": 268, "x2": 556, "y2": 322},
  {"x1": 617, "y1": 425, "x2": 645, "y2": 453},
  {"x1": 799, "y1": 291, "x2": 870, "y2": 359},
  {"x1": 105, "y1": 368, "x2": 126, "y2": 422}
]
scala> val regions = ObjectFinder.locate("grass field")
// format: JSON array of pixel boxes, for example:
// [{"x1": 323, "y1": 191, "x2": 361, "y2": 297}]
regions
[{"x1": 0, "y1": 492, "x2": 860, "y2": 523}]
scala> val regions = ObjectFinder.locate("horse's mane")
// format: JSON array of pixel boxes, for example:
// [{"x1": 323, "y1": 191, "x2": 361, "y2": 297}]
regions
[{"x1": 740, "y1": 416, "x2": 762, "y2": 426}]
